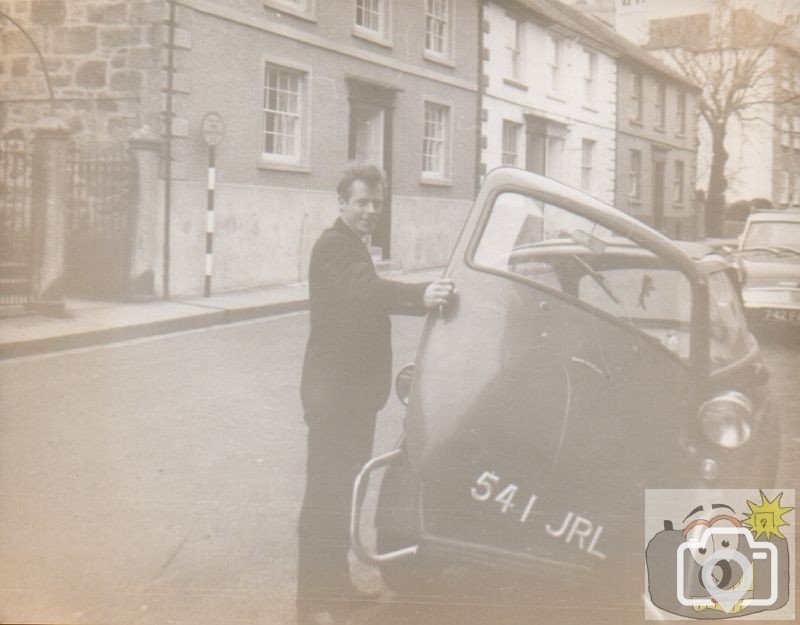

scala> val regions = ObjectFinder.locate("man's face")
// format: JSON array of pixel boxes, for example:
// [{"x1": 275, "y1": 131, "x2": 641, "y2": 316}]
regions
[{"x1": 339, "y1": 179, "x2": 383, "y2": 237}]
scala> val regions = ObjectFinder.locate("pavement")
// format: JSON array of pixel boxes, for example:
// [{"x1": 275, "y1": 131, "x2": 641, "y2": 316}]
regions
[{"x1": 0, "y1": 267, "x2": 445, "y2": 360}]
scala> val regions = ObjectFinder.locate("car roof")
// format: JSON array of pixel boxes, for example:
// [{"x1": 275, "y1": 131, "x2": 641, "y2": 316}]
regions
[{"x1": 747, "y1": 210, "x2": 800, "y2": 223}]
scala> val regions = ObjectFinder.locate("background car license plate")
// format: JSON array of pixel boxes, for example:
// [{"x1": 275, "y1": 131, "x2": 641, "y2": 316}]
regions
[{"x1": 762, "y1": 308, "x2": 800, "y2": 323}]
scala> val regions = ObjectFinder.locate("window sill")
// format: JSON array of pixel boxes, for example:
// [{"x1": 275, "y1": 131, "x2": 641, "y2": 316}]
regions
[
  {"x1": 653, "y1": 126, "x2": 666, "y2": 134},
  {"x1": 673, "y1": 203, "x2": 685, "y2": 209},
  {"x1": 546, "y1": 92, "x2": 566, "y2": 104},
  {"x1": 258, "y1": 159, "x2": 311, "y2": 173},
  {"x1": 629, "y1": 118, "x2": 643, "y2": 127},
  {"x1": 420, "y1": 175, "x2": 452, "y2": 187},
  {"x1": 424, "y1": 50, "x2": 456, "y2": 68},
  {"x1": 582, "y1": 103, "x2": 599, "y2": 113},
  {"x1": 675, "y1": 131, "x2": 686, "y2": 139},
  {"x1": 262, "y1": 1, "x2": 317, "y2": 22},
  {"x1": 628, "y1": 198, "x2": 642, "y2": 205},
  {"x1": 503, "y1": 77, "x2": 528, "y2": 91},
  {"x1": 352, "y1": 26, "x2": 393, "y2": 49}
]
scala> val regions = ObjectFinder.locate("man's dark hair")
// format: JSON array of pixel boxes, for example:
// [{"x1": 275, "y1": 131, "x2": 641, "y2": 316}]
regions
[{"x1": 337, "y1": 162, "x2": 387, "y2": 200}]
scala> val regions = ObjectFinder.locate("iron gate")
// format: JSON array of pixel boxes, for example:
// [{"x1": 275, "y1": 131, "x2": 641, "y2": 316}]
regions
[
  {"x1": 66, "y1": 144, "x2": 135, "y2": 298},
  {"x1": 0, "y1": 131, "x2": 32, "y2": 305}
]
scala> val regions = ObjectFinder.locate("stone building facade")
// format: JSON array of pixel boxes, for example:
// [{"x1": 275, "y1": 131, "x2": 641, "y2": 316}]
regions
[{"x1": 0, "y1": 0, "x2": 163, "y2": 143}]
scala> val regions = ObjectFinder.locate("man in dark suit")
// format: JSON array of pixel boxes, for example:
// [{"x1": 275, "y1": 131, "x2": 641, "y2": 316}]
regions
[{"x1": 297, "y1": 163, "x2": 454, "y2": 625}]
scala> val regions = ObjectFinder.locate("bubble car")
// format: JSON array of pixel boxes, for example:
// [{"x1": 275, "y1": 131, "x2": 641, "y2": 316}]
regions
[{"x1": 350, "y1": 168, "x2": 779, "y2": 615}]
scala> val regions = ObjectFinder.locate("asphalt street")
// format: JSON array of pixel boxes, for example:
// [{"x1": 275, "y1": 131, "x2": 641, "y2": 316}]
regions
[{"x1": 0, "y1": 313, "x2": 798, "y2": 625}]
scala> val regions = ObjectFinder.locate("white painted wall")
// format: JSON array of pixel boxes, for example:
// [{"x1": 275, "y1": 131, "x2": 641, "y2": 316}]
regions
[{"x1": 483, "y1": 1, "x2": 617, "y2": 204}]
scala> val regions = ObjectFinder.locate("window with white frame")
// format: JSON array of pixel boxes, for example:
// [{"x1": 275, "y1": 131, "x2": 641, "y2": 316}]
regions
[
  {"x1": 779, "y1": 171, "x2": 790, "y2": 204},
  {"x1": 263, "y1": 63, "x2": 305, "y2": 163},
  {"x1": 794, "y1": 116, "x2": 800, "y2": 149},
  {"x1": 631, "y1": 72, "x2": 643, "y2": 122},
  {"x1": 355, "y1": 0, "x2": 388, "y2": 39},
  {"x1": 793, "y1": 173, "x2": 800, "y2": 205},
  {"x1": 422, "y1": 101, "x2": 450, "y2": 178},
  {"x1": 581, "y1": 139, "x2": 595, "y2": 191},
  {"x1": 655, "y1": 81, "x2": 666, "y2": 129},
  {"x1": 547, "y1": 34, "x2": 562, "y2": 93},
  {"x1": 781, "y1": 115, "x2": 792, "y2": 147},
  {"x1": 629, "y1": 149, "x2": 642, "y2": 199},
  {"x1": 502, "y1": 120, "x2": 522, "y2": 167},
  {"x1": 506, "y1": 16, "x2": 523, "y2": 82},
  {"x1": 676, "y1": 91, "x2": 686, "y2": 135},
  {"x1": 673, "y1": 160, "x2": 685, "y2": 206},
  {"x1": 583, "y1": 49, "x2": 597, "y2": 104},
  {"x1": 425, "y1": 0, "x2": 449, "y2": 57}
]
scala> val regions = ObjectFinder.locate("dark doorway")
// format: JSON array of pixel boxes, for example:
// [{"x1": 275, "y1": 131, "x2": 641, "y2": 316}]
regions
[
  {"x1": 346, "y1": 76, "x2": 398, "y2": 259},
  {"x1": 525, "y1": 131, "x2": 546, "y2": 175}
]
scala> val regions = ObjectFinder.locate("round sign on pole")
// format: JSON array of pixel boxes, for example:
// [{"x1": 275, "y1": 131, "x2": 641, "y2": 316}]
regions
[{"x1": 201, "y1": 112, "x2": 225, "y2": 146}]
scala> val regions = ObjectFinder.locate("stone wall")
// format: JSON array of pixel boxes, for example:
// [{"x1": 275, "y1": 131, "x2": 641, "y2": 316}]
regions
[{"x1": 0, "y1": 0, "x2": 163, "y2": 142}]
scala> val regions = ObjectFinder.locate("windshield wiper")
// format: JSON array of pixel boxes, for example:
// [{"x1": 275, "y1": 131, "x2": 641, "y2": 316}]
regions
[
  {"x1": 742, "y1": 245, "x2": 800, "y2": 256},
  {"x1": 570, "y1": 254, "x2": 620, "y2": 304},
  {"x1": 769, "y1": 246, "x2": 800, "y2": 256}
]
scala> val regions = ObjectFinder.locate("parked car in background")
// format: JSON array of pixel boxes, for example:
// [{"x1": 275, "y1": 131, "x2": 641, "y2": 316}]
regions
[
  {"x1": 350, "y1": 168, "x2": 778, "y2": 620},
  {"x1": 733, "y1": 211, "x2": 800, "y2": 327}
]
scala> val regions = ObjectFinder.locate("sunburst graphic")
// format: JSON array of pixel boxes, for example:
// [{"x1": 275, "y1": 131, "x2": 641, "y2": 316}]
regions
[{"x1": 742, "y1": 490, "x2": 793, "y2": 540}]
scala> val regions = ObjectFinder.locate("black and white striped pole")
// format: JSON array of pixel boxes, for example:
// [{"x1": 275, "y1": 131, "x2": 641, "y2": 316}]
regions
[
  {"x1": 200, "y1": 112, "x2": 225, "y2": 298},
  {"x1": 205, "y1": 145, "x2": 216, "y2": 297}
]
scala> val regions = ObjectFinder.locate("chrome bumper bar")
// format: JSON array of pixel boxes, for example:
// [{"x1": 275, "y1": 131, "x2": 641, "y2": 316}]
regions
[{"x1": 350, "y1": 448, "x2": 419, "y2": 565}]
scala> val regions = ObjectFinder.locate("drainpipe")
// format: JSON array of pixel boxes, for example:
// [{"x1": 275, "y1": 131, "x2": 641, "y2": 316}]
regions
[
  {"x1": 162, "y1": 0, "x2": 177, "y2": 299},
  {"x1": 476, "y1": 1, "x2": 485, "y2": 195}
]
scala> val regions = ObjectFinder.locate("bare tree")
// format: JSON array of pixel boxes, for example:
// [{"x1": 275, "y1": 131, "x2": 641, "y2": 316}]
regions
[{"x1": 646, "y1": 0, "x2": 799, "y2": 235}]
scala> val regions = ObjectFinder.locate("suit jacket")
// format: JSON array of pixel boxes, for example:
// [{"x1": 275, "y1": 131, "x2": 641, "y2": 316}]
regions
[{"x1": 301, "y1": 218, "x2": 429, "y2": 419}]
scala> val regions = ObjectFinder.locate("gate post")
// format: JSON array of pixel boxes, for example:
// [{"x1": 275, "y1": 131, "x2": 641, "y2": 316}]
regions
[
  {"x1": 128, "y1": 126, "x2": 162, "y2": 298},
  {"x1": 28, "y1": 117, "x2": 72, "y2": 315}
]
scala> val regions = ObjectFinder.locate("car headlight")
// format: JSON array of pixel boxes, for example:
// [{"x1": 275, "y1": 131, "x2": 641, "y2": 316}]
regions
[
  {"x1": 395, "y1": 364, "x2": 415, "y2": 406},
  {"x1": 699, "y1": 391, "x2": 753, "y2": 449}
]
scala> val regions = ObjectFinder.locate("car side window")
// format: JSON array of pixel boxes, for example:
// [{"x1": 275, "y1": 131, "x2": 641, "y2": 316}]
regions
[
  {"x1": 708, "y1": 271, "x2": 755, "y2": 367},
  {"x1": 472, "y1": 191, "x2": 693, "y2": 359}
]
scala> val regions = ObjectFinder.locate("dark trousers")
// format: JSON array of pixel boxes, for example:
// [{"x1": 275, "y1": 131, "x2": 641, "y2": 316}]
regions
[{"x1": 297, "y1": 410, "x2": 377, "y2": 604}]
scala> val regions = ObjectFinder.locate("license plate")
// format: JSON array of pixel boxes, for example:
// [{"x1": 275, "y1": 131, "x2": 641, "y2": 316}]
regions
[{"x1": 761, "y1": 308, "x2": 800, "y2": 323}]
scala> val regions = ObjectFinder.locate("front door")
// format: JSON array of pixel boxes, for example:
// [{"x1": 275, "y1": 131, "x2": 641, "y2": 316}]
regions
[{"x1": 348, "y1": 95, "x2": 393, "y2": 258}]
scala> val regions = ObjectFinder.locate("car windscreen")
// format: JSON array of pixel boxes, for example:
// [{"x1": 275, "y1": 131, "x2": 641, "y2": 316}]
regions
[
  {"x1": 742, "y1": 220, "x2": 800, "y2": 253},
  {"x1": 472, "y1": 191, "x2": 692, "y2": 360}
]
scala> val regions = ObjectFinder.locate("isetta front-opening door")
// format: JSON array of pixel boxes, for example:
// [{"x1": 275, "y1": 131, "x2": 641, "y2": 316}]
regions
[{"x1": 405, "y1": 180, "x2": 698, "y2": 577}]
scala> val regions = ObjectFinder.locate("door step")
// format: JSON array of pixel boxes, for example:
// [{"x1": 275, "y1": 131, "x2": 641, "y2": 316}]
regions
[{"x1": 375, "y1": 259, "x2": 403, "y2": 276}]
